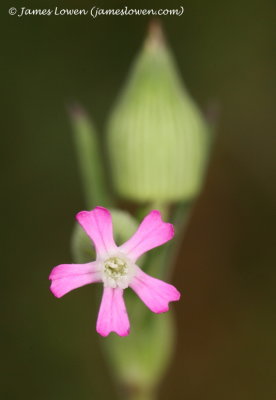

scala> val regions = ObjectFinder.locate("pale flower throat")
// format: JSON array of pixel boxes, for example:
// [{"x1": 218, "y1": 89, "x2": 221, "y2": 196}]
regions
[{"x1": 103, "y1": 256, "x2": 133, "y2": 289}]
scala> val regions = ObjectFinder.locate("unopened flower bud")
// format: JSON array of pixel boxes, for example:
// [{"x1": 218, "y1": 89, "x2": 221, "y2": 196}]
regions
[{"x1": 107, "y1": 21, "x2": 210, "y2": 203}]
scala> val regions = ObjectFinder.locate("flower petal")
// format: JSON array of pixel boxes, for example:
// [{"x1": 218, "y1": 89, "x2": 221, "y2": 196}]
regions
[
  {"x1": 96, "y1": 287, "x2": 130, "y2": 337},
  {"x1": 130, "y1": 266, "x2": 180, "y2": 313},
  {"x1": 76, "y1": 207, "x2": 117, "y2": 257},
  {"x1": 49, "y1": 262, "x2": 101, "y2": 298},
  {"x1": 119, "y1": 210, "x2": 174, "y2": 261}
]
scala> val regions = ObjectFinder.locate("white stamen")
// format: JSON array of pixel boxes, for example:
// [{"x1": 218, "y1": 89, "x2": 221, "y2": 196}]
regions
[{"x1": 102, "y1": 255, "x2": 135, "y2": 289}]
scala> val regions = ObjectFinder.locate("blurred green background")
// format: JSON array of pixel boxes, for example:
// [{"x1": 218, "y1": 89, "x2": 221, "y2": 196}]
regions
[{"x1": 1, "y1": 0, "x2": 275, "y2": 399}]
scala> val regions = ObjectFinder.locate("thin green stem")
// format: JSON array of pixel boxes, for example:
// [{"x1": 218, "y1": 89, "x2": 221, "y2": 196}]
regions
[{"x1": 70, "y1": 105, "x2": 113, "y2": 208}]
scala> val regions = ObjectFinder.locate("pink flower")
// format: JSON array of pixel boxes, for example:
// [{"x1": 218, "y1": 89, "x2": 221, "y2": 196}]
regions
[{"x1": 49, "y1": 207, "x2": 180, "y2": 337}]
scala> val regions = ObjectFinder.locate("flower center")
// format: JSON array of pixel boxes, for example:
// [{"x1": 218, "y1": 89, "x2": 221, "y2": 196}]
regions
[{"x1": 103, "y1": 256, "x2": 130, "y2": 289}]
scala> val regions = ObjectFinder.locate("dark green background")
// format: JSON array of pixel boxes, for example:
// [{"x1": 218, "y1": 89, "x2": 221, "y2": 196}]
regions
[{"x1": 2, "y1": 0, "x2": 275, "y2": 399}]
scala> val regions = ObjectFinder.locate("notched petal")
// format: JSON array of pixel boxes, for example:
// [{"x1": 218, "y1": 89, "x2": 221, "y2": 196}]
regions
[
  {"x1": 49, "y1": 262, "x2": 101, "y2": 298},
  {"x1": 76, "y1": 207, "x2": 117, "y2": 257},
  {"x1": 130, "y1": 266, "x2": 180, "y2": 313},
  {"x1": 119, "y1": 210, "x2": 174, "y2": 262},
  {"x1": 96, "y1": 287, "x2": 130, "y2": 337}
]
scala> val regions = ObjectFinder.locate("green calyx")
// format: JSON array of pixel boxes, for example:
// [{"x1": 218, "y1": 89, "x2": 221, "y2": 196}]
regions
[{"x1": 107, "y1": 21, "x2": 210, "y2": 203}]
